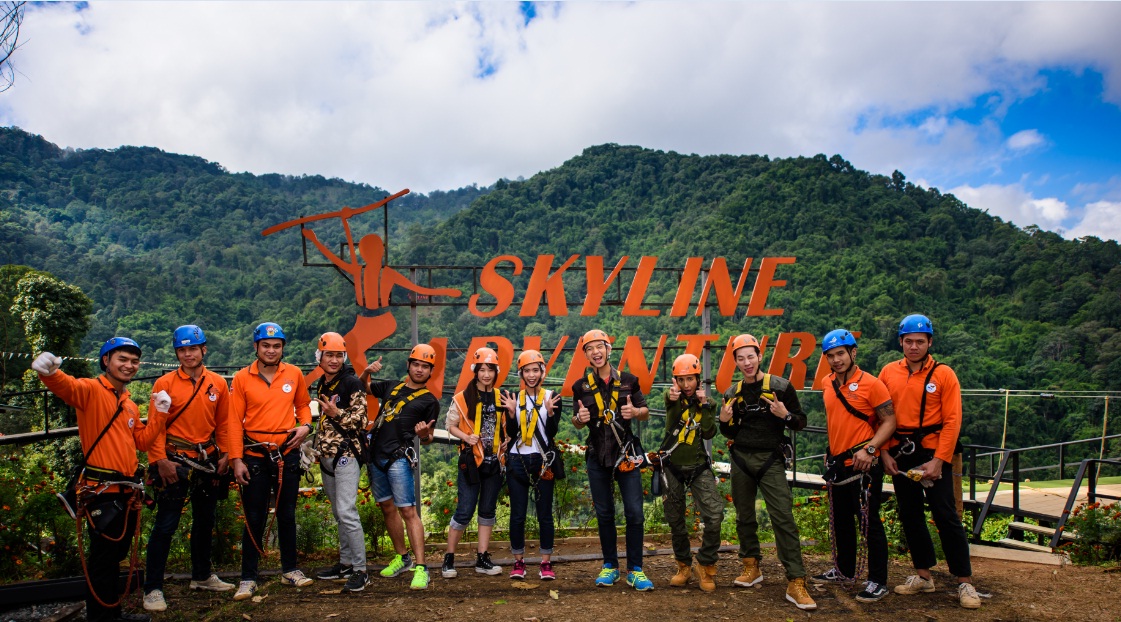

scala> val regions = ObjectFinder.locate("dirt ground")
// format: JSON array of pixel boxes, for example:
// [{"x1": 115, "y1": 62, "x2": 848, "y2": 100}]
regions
[{"x1": 126, "y1": 539, "x2": 1120, "y2": 622}]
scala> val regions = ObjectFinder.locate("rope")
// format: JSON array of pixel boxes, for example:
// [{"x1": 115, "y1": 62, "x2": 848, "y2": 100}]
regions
[
  {"x1": 2, "y1": 350, "x2": 179, "y2": 368},
  {"x1": 76, "y1": 488, "x2": 145, "y2": 609},
  {"x1": 826, "y1": 472, "x2": 870, "y2": 588}
]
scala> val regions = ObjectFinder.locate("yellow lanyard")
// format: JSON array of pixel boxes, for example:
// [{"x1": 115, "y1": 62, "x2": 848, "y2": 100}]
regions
[
  {"x1": 677, "y1": 404, "x2": 700, "y2": 445},
  {"x1": 383, "y1": 383, "x2": 430, "y2": 422},
  {"x1": 519, "y1": 389, "x2": 543, "y2": 447},
  {"x1": 733, "y1": 374, "x2": 773, "y2": 406},
  {"x1": 472, "y1": 388, "x2": 503, "y2": 455},
  {"x1": 586, "y1": 372, "x2": 619, "y2": 422}
]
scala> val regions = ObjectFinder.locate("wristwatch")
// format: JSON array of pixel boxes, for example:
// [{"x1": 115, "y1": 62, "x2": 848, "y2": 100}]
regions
[{"x1": 865, "y1": 444, "x2": 876, "y2": 455}]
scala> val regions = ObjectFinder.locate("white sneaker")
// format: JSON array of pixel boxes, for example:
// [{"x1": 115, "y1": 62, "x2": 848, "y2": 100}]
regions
[
  {"x1": 190, "y1": 573, "x2": 235, "y2": 592},
  {"x1": 281, "y1": 569, "x2": 313, "y2": 587},
  {"x1": 958, "y1": 582, "x2": 982, "y2": 609},
  {"x1": 893, "y1": 574, "x2": 936, "y2": 595},
  {"x1": 233, "y1": 580, "x2": 257, "y2": 601},
  {"x1": 143, "y1": 589, "x2": 167, "y2": 612}
]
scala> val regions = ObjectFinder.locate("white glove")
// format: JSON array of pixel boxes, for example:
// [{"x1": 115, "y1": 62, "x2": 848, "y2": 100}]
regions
[
  {"x1": 152, "y1": 390, "x2": 172, "y2": 414},
  {"x1": 32, "y1": 352, "x2": 62, "y2": 376},
  {"x1": 299, "y1": 439, "x2": 317, "y2": 470}
]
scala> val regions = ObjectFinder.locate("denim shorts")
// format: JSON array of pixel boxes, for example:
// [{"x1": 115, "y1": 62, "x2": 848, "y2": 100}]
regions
[{"x1": 369, "y1": 457, "x2": 416, "y2": 507}]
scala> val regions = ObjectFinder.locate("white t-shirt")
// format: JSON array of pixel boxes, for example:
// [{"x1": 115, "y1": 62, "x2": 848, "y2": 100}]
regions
[{"x1": 511, "y1": 388, "x2": 552, "y2": 455}]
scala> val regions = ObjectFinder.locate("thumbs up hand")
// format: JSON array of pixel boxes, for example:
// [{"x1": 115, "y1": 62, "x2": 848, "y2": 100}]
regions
[
  {"x1": 667, "y1": 378, "x2": 681, "y2": 402},
  {"x1": 620, "y1": 395, "x2": 635, "y2": 420}
]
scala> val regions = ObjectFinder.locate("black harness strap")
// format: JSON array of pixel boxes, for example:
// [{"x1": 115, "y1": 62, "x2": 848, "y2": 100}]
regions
[{"x1": 830, "y1": 376, "x2": 873, "y2": 424}]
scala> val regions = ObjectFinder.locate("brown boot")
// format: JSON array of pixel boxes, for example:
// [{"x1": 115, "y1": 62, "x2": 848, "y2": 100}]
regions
[
  {"x1": 694, "y1": 562, "x2": 716, "y2": 593},
  {"x1": 785, "y1": 577, "x2": 818, "y2": 610},
  {"x1": 669, "y1": 560, "x2": 692, "y2": 587},
  {"x1": 733, "y1": 557, "x2": 762, "y2": 587}
]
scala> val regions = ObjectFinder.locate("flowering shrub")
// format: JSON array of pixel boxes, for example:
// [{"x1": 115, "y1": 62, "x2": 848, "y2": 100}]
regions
[{"x1": 1063, "y1": 501, "x2": 1121, "y2": 565}]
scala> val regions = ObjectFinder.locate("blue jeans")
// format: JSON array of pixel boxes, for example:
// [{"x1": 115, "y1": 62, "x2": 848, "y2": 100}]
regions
[
  {"x1": 240, "y1": 453, "x2": 302, "y2": 580},
  {"x1": 144, "y1": 467, "x2": 220, "y2": 591},
  {"x1": 369, "y1": 457, "x2": 416, "y2": 507},
  {"x1": 506, "y1": 453, "x2": 555, "y2": 555},
  {"x1": 450, "y1": 465, "x2": 504, "y2": 530},
  {"x1": 586, "y1": 455, "x2": 645, "y2": 570}
]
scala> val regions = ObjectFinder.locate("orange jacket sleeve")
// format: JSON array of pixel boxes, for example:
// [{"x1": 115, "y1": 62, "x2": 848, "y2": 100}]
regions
[
  {"x1": 934, "y1": 367, "x2": 962, "y2": 463},
  {"x1": 293, "y1": 372, "x2": 312, "y2": 426},
  {"x1": 38, "y1": 369, "x2": 92, "y2": 410},
  {"x1": 228, "y1": 373, "x2": 247, "y2": 460},
  {"x1": 146, "y1": 376, "x2": 171, "y2": 463},
  {"x1": 213, "y1": 376, "x2": 231, "y2": 454},
  {"x1": 132, "y1": 409, "x2": 166, "y2": 452}
]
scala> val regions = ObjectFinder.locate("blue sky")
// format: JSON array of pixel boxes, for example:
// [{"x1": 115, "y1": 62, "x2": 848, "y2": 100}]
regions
[{"x1": 2, "y1": 1, "x2": 1120, "y2": 240}]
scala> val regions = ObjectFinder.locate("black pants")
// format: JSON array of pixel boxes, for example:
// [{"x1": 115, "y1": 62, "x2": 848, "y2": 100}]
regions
[
  {"x1": 85, "y1": 492, "x2": 141, "y2": 622},
  {"x1": 144, "y1": 467, "x2": 221, "y2": 592},
  {"x1": 829, "y1": 462, "x2": 888, "y2": 584},
  {"x1": 241, "y1": 454, "x2": 303, "y2": 580},
  {"x1": 892, "y1": 451, "x2": 972, "y2": 578}
]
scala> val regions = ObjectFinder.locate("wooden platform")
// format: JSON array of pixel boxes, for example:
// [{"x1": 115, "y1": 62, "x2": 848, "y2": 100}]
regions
[{"x1": 970, "y1": 483, "x2": 1121, "y2": 520}]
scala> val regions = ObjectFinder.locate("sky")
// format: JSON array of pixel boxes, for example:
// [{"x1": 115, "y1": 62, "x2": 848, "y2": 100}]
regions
[{"x1": 3, "y1": 1, "x2": 1121, "y2": 241}]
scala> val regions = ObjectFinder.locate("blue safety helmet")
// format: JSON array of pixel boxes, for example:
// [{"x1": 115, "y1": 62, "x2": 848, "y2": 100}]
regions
[
  {"x1": 253, "y1": 322, "x2": 287, "y2": 343},
  {"x1": 173, "y1": 324, "x2": 206, "y2": 348},
  {"x1": 99, "y1": 337, "x2": 142, "y2": 371},
  {"x1": 821, "y1": 329, "x2": 857, "y2": 353},
  {"x1": 898, "y1": 314, "x2": 934, "y2": 338}
]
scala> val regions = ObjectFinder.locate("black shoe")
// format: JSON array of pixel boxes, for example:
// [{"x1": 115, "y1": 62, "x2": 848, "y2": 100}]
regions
[
  {"x1": 441, "y1": 552, "x2": 457, "y2": 578},
  {"x1": 343, "y1": 570, "x2": 369, "y2": 592},
  {"x1": 810, "y1": 568, "x2": 847, "y2": 584},
  {"x1": 316, "y1": 562, "x2": 354, "y2": 580},
  {"x1": 855, "y1": 581, "x2": 890, "y2": 603},
  {"x1": 475, "y1": 551, "x2": 501, "y2": 576}
]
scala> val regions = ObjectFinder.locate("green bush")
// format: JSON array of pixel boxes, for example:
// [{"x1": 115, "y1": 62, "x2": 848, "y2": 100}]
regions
[{"x1": 1063, "y1": 501, "x2": 1121, "y2": 565}]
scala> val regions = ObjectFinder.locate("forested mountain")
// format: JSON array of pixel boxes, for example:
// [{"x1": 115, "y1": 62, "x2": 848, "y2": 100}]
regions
[
  {"x1": 402, "y1": 145, "x2": 1121, "y2": 447},
  {"x1": 0, "y1": 127, "x2": 489, "y2": 366},
  {"x1": 2, "y1": 129, "x2": 1120, "y2": 449}
]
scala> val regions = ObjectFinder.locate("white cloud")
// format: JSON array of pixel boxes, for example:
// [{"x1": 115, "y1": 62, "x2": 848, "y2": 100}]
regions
[
  {"x1": 949, "y1": 183, "x2": 1069, "y2": 231},
  {"x1": 1006, "y1": 129, "x2": 1046, "y2": 151},
  {"x1": 0, "y1": 2, "x2": 1118, "y2": 195},
  {"x1": 1067, "y1": 201, "x2": 1121, "y2": 241}
]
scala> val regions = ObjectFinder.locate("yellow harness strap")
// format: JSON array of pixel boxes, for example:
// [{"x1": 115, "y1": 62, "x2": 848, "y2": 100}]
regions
[
  {"x1": 586, "y1": 372, "x2": 619, "y2": 422},
  {"x1": 518, "y1": 389, "x2": 543, "y2": 447}
]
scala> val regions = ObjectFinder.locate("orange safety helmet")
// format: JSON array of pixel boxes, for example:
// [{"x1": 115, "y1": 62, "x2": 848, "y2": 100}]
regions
[
  {"x1": 317, "y1": 332, "x2": 347, "y2": 352},
  {"x1": 408, "y1": 343, "x2": 437, "y2": 365},
  {"x1": 471, "y1": 346, "x2": 500, "y2": 373},
  {"x1": 672, "y1": 353, "x2": 702, "y2": 377},
  {"x1": 517, "y1": 350, "x2": 546, "y2": 371},
  {"x1": 730, "y1": 334, "x2": 761, "y2": 355},
  {"x1": 579, "y1": 329, "x2": 611, "y2": 351}
]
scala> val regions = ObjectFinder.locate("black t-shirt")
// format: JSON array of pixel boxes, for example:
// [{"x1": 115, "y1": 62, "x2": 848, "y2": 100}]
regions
[
  {"x1": 368, "y1": 379, "x2": 439, "y2": 461},
  {"x1": 569, "y1": 368, "x2": 648, "y2": 469}
]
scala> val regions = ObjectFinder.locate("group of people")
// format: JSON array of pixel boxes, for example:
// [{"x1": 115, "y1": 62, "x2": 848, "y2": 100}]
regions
[{"x1": 29, "y1": 313, "x2": 979, "y2": 622}]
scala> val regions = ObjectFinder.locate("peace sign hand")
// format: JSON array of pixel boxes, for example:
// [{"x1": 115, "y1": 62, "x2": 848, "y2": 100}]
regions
[
  {"x1": 316, "y1": 396, "x2": 340, "y2": 418},
  {"x1": 720, "y1": 400, "x2": 734, "y2": 423},
  {"x1": 760, "y1": 394, "x2": 789, "y2": 419}
]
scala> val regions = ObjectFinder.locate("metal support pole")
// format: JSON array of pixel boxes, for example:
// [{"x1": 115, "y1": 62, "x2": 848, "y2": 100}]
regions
[{"x1": 410, "y1": 266, "x2": 421, "y2": 506}]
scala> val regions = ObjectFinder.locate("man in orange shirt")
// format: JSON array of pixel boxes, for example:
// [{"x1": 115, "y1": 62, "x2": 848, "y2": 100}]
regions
[
  {"x1": 811, "y1": 330, "x2": 896, "y2": 603},
  {"x1": 878, "y1": 314, "x2": 980, "y2": 609},
  {"x1": 228, "y1": 322, "x2": 313, "y2": 601},
  {"x1": 142, "y1": 325, "x2": 234, "y2": 612},
  {"x1": 34, "y1": 337, "x2": 165, "y2": 622}
]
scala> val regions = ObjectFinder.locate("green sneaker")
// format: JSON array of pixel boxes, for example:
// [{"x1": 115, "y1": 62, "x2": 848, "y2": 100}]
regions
[
  {"x1": 380, "y1": 554, "x2": 414, "y2": 578},
  {"x1": 410, "y1": 565, "x2": 430, "y2": 590}
]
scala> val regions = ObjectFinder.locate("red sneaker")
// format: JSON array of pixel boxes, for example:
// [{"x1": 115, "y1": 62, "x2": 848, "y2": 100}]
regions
[
  {"x1": 539, "y1": 561, "x2": 556, "y2": 580},
  {"x1": 510, "y1": 559, "x2": 527, "y2": 580}
]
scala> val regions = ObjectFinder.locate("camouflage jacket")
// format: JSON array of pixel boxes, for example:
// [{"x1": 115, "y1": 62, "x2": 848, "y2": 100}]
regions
[{"x1": 313, "y1": 366, "x2": 368, "y2": 461}]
